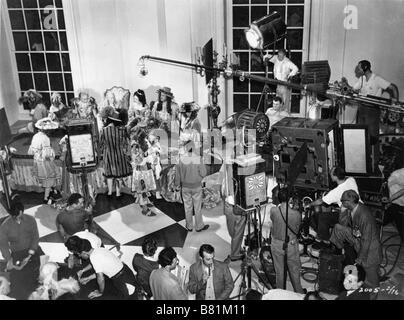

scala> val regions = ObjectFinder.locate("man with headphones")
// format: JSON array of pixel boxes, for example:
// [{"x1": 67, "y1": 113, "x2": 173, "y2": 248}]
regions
[{"x1": 342, "y1": 60, "x2": 399, "y2": 170}]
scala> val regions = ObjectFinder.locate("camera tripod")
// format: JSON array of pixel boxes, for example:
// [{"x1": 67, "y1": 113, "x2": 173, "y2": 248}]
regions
[{"x1": 230, "y1": 205, "x2": 273, "y2": 299}]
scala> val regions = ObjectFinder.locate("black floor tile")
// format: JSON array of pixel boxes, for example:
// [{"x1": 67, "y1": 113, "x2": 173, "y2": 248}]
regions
[
  {"x1": 94, "y1": 193, "x2": 135, "y2": 217},
  {"x1": 124, "y1": 223, "x2": 188, "y2": 247},
  {"x1": 151, "y1": 196, "x2": 185, "y2": 222}
]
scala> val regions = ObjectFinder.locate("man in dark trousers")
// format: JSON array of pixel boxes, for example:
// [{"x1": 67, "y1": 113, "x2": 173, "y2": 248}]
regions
[
  {"x1": 330, "y1": 189, "x2": 382, "y2": 288},
  {"x1": 188, "y1": 244, "x2": 234, "y2": 300},
  {"x1": 0, "y1": 201, "x2": 43, "y2": 299}
]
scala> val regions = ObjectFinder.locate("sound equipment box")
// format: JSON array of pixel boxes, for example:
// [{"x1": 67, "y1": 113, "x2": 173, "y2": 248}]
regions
[
  {"x1": 318, "y1": 251, "x2": 344, "y2": 295},
  {"x1": 232, "y1": 154, "x2": 267, "y2": 210},
  {"x1": 301, "y1": 60, "x2": 331, "y2": 94},
  {"x1": 272, "y1": 117, "x2": 339, "y2": 190}
]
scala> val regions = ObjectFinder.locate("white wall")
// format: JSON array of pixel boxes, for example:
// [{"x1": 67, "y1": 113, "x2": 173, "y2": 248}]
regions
[
  {"x1": 309, "y1": 0, "x2": 404, "y2": 98},
  {"x1": 0, "y1": 0, "x2": 20, "y2": 126},
  {"x1": 64, "y1": 0, "x2": 224, "y2": 129}
]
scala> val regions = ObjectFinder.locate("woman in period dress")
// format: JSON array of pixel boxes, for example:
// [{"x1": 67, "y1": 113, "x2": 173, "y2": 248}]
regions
[
  {"x1": 150, "y1": 87, "x2": 179, "y2": 133},
  {"x1": 28, "y1": 118, "x2": 61, "y2": 204},
  {"x1": 128, "y1": 89, "x2": 151, "y2": 125},
  {"x1": 99, "y1": 106, "x2": 132, "y2": 197}
]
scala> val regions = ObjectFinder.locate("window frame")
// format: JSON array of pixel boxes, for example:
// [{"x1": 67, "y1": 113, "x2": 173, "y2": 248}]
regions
[{"x1": 226, "y1": 0, "x2": 312, "y2": 117}]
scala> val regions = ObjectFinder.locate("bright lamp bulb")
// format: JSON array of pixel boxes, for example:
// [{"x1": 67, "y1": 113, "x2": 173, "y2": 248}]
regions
[{"x1": 245, "y1": 25, "x2": 262, "y2": 49}]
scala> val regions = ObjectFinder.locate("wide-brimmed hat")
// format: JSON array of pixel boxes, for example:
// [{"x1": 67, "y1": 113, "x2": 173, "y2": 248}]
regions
[
  {"x1": 157, "y1": 87, "x2": 174, "y2": 98},
  {"x1": 180, "y1": 102, "x2": 200, "y2": 113},
  {"x1": 35, "y1": 117, "x2": 59, "y2": 130}
]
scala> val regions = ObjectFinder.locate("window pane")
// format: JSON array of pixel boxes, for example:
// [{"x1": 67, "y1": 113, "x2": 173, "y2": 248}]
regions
[
  {"x1": 49, "y1": 73, "x2": 64, "y2": 91},
  {"x1": 251, "y1": 79, "x2": 266, "y2": 93},
  {"x1": 31, "y1": 53, "x2": 46, "y2": 71},
  {"x1": 233, "y1": 6, "x2": 250, "y2": 28},
  {"x1": 233, "y1": 77, "x2": 248, "y2": 93},
  {"x1": 233, "y1": 29, "x2": 249, "y2": 50},
  {"x1": 287, "y1": 29, "x2": 303, "y2": 49},
  {"x1": 233, "y1": 94, "x2": 249, "y2": 113},
  {"x1": 16, "y1": 53, "x2": 31, "y2": 71},
  {"x1": 41, "y1": 9, "x2": 58, "y2": 30},
  {"x1": 13, "y1": 32, "x2": 29, "y2": 50},
  {"x1": 233, "y1": 0, "x2": 249, "y2": 4},
  {"x1": 64, "y1": 73, "x2": 74, "y2": 91},
  {"x1": 290, "y1": 51, "x2": 302, "y2": 69},
  {"x1": 288, "y1": 0, "x2": 304, "y2": 3},
  {"x1": 44, "y1": 32, "x2": 59, "y2": 50},
  {"x1": 58, "y1": 10, "x2": 65, "y2": 29},
  {"x1": 46, "y1": 53, "x2": 61, "y2": 71},
  {"x1": 9, "y1": 11, "x2": 25, "y2": 30},
  {"x1": 252, "y1": 0, "x2": 267, "y2": 3},
  {"x1": 34, "y1": 73, "x2": 49, "y2": 91},
  {"x1": 251, "y1": 52, "x2": 265, "y2": 72},
  {"x1": 61, "y1": 53, "x2": 71, "y2": 71},
  {"x1": 268, "y1": 0, "x2": 285, "y2": 3},
  {"x1": 287, "y1": 6, "x2": 304, "y2": 27},
  {"x1": 23, "y1": 0, "x2": 38, "y2": 8},
  {"x1": 7, "y1": 0, "x2": 22, "y2": 8},
  {"x1": 59, "y1": 32, "x2": 68, "y2": 50},
  {"x1": 25, "y1": 10, "x2": 42, "y2": 30},
  {"x1": 250, "y1": 94, "x2": 266, "y2": 112},
  {"x1": 39, "y1": 0, "x2": 54, "y2": 8},
  {"x1": 55, "y1": 0, "x2": 63, "y2": 8},
  {"x1": 251, "y1": 6, "x2": 267, "y2": 23},
  {"x1": 290, "y1": 94, "x2": 301, "y2": 113},
  {"x1": 237, "y1": 52, "x2": 249, "y2": 71},
  {"x1": 19, "y1": 73, "x2": 34, "y2": 91},
  {"x1": 29, "y1": 32, "x2": 44, "y2": 51},
  {"x1": 67, "y1": 92, "x2": 75, "y2": 106},
  {"x1": 39, "y1": 92, "x2": 50, "y2": 107}
]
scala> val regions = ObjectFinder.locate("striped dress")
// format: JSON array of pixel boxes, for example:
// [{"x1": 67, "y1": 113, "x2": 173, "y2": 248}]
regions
[{"x1": 100, "y1": 124, "x2": 132, "y2": 178}]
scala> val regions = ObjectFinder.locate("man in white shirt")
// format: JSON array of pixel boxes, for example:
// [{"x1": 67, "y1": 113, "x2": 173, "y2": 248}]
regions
[
  {"x1": 265, "y1": 96, "x2": 290, "y2": 129},
  {"x1": 70, "y1": 238, "x2": 139, "y2": 300},
  {"x1": 386, "y1": 168, "x2": 404, "y2": 242},
  {"x1": 264, "y1": 49, "x2": 299, "y2": 112},
  {"x1": 343, "y1": 60, "x2": 399, "y2": 168},
  {"x1": 310, "y1": 167, "x2": 361, "y2": 245}
]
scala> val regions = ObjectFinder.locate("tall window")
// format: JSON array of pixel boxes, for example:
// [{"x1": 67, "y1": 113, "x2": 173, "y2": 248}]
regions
[
  {"x1": 7, "y1": 0, "x2": 74, "y2": 109},
  {"x1": 230, "y1": 0, "x2": 306, "y2": 114}
]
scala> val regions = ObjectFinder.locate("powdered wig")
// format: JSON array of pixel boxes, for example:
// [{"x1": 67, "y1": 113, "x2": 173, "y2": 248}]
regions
[
  {"x1": 18, "y1": 90, "x2": 43, "y2": 110},
  {"x1": 29, "y1": 262, "x2": 80, "y2": 300}
]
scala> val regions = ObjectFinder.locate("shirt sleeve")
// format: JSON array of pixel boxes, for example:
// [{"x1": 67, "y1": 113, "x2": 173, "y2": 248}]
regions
[
  {"x1": 287, "y1": 60, "x2": 299, "y2": 77},
  {"x1": 90, "y1": 254, "x2": 103, "y2": 274},
  {"x1": 269, "y1": 56, "x2": 277, "y2": 64},
  {"x1": 353, "y1": 78, "x2": 363, "y2": 91},
  {"x1": 322, "y1": 186, "x2": 341, "y2": 205},
  {"x1": 28, "y1": 217, "x2": 39, "y2": 252},
  {"x1": 376, "y1": 76, "x2": 391, "y2": 90},
  {"x1": 0, "y1": 223, "x2": 12, "y2": 260}
]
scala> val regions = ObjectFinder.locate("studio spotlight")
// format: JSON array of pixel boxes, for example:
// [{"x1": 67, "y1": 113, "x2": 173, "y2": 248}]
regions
[
  {"x1": 245, "y1": 12, "x2": 287, "y2": 50},
  {"x1": 138, "y1": 57, "x2": 148, "y2": 77},
  {"x1": 139, "y1": 66, "x2": 148, "y2": 77}
]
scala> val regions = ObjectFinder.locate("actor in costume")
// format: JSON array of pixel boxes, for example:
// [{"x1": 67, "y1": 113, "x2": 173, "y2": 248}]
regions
[
  {"x1": 188, "y1": 244, "x2": 234, "y2": 300},
  {"x1": 178, "y1": 102, "x2": 202, "y2": 154},
  {"x1": 148, "y1": 132, "x2": 163, "y2": 199},
  {"x1": 330, "y1": 190, "x2": 382, "y2": 288},
  {"x1": 128, "y1": 89, "x2": 150, "y2": 125},
  {"x1": 151, "y1": 87, "x2": 179, "y2": 132},
  {"x1": 28, "y1": 118, "x2": 61, "y2": 204},
  {"x1": 99, "y1": 106, "x2": 132, "y2": 198},
  {"x1": 18, "y1": 90, "x2": 48, "y2": 133},
  {"x1": 130, "y1": 128, "x2": 156, "y2": 217}
]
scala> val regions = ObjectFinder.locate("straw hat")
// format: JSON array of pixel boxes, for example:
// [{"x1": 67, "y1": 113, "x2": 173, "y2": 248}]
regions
[
  {"x1": 35, "y1": 117, "x2": 59, "y2": 130},
  {"x1": 157, "y1": 87, "x2": 174, "y2": 98}
]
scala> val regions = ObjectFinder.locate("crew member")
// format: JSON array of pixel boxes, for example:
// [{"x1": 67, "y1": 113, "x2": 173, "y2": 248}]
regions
[
  {"x1": 342, "y1": 60, "x2": 399, "y2": 167},
  {"x1": 264, "y1": 49, "x2": 299, "y2": 112},
  {"x1": 329, "y1": 190, "x2": 382, "y2": 289},
  {"x1": 310, "y1": 167, "x2": 361, "y2": 247},
  {"x1": 265, "y1": 96, "x2": 290, "y2": 129}
]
